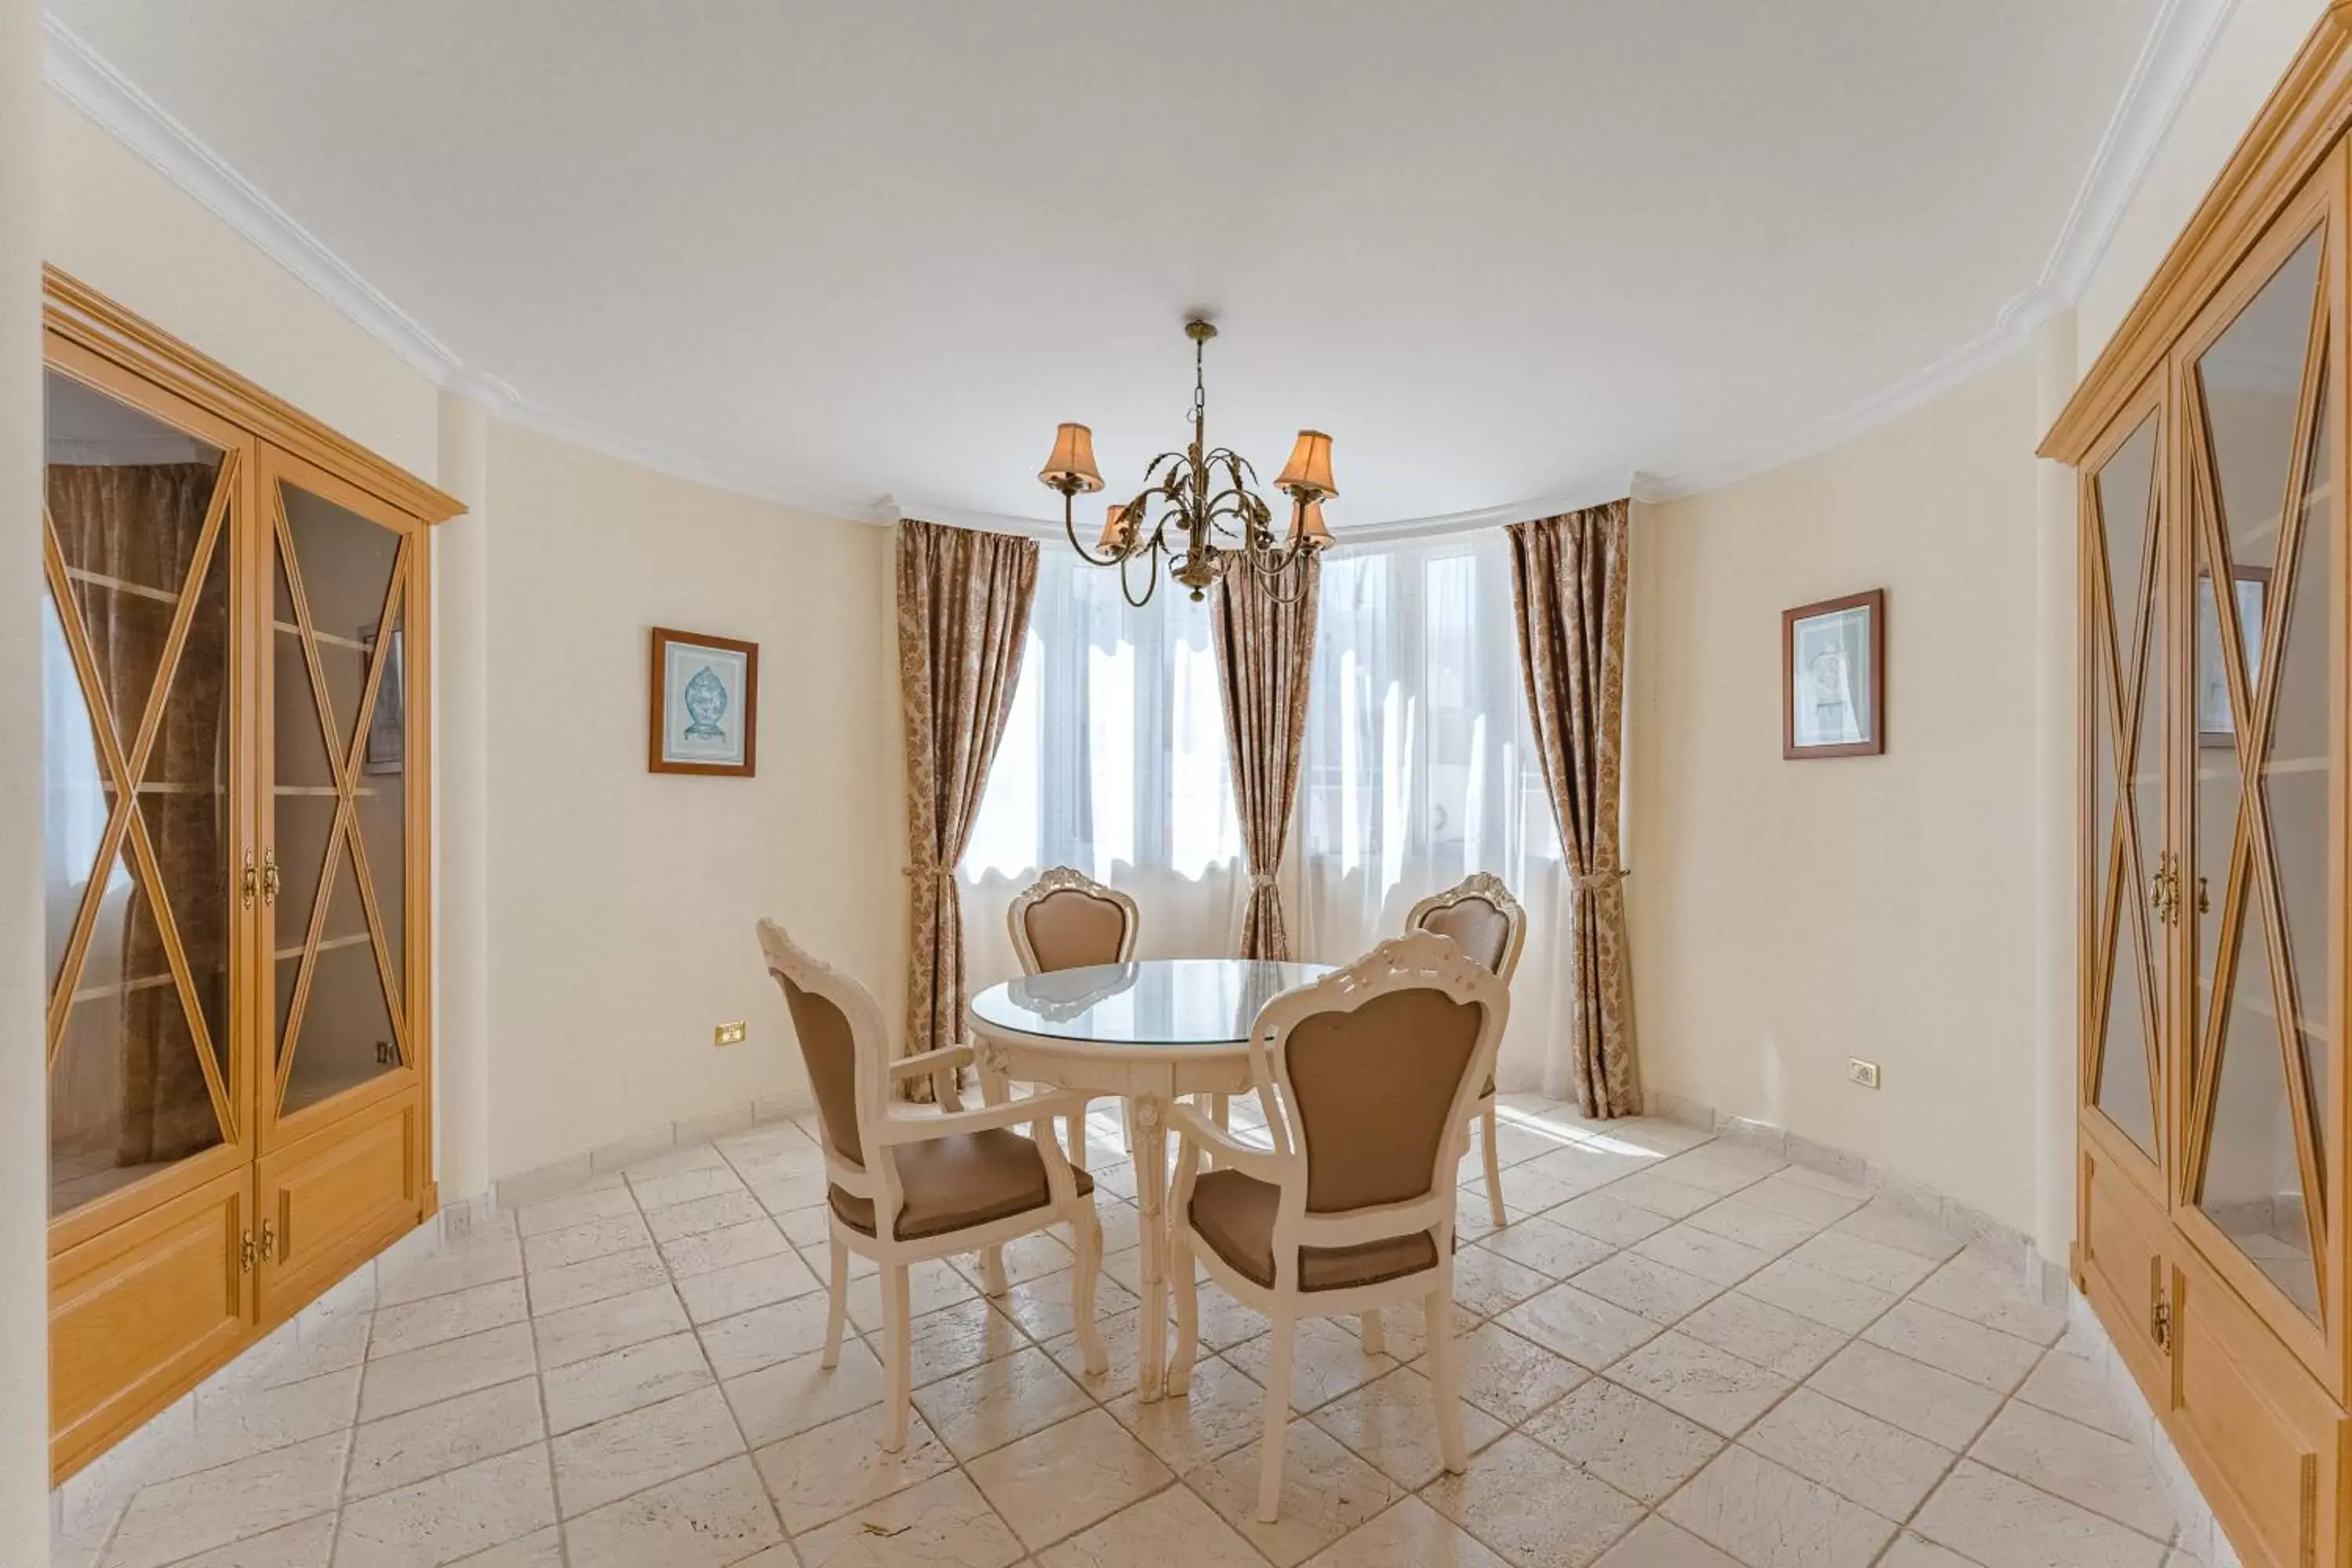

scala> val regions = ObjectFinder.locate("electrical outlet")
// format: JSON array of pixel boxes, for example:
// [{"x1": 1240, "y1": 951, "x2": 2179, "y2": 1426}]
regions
[
  {"x1": 714, "y1": 1020, "x2": 748, "y2": 1047},
  {"x1": 1847, "y1": 1057, "x2": 1881, "y2": 1090}
]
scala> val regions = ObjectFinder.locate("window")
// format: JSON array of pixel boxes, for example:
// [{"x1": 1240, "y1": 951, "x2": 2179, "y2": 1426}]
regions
[
  {"x1": 964, "y1": 551, "x2": 1241, "y2": 884},
  {"x1": 1302, "y1": 531, "x2": 1558, "y2": 898}
]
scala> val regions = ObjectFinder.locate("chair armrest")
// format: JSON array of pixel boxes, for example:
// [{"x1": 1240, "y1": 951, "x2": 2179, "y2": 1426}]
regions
[
  {"x1": 869, "y1": 1089, "x2": 1088, "y2": 1147},
  {"x1": 1166, "y1": 1102, "x2": 1286, "y2": 1182},
  {"x1": 887, "y1": 1044, "x2": 973, "y2": 1082}
]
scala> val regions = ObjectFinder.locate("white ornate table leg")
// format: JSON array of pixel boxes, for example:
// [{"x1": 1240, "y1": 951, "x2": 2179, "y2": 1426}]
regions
[{"x1": 1131, "y1": 1088, "x2": 1171, "y2": 1403}]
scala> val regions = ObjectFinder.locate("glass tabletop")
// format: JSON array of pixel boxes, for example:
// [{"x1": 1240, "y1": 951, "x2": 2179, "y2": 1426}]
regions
[{"x1": 969, "y1": 959, "x2": 1334, "y2": 1047}]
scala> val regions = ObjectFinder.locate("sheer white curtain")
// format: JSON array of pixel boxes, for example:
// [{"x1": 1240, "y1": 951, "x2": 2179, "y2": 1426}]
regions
[
  {"x1": 1295, "y1": 528, "x2": 1569, "y2": 1090},
  {"x1": 963, "y1": 548, "x2": 1245, "y2": 992}
]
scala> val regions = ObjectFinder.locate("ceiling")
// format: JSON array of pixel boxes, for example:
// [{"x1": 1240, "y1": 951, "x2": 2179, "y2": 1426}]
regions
[{"x1": 49, "y1": 1, "x2": 2175, "y2": 530}]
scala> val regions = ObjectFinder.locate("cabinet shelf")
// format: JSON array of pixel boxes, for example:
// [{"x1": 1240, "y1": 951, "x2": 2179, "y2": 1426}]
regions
[
  {"x1": 273, "y1": 619, "x2": 373, "y2": 654},
  {"x1": 274, "y1": 933, "x2": 372, "y2": 964},
  {"x1": 63, "y1": 566, "x2": 186, "y2": 608}
]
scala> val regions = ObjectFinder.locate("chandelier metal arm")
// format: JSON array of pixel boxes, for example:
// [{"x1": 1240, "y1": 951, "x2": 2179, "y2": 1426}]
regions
[{"x1": 1118, "y1": 535, "x2": 1163, "y2": 608}]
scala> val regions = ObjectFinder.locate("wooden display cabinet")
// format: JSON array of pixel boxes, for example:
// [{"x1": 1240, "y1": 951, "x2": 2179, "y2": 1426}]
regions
[{"x1": 38, "y1": 270, "x2": 459, "y2": 1480}]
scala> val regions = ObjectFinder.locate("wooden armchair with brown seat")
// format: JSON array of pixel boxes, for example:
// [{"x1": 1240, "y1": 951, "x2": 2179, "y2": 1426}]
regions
[
  {"x1": 757, "y1": 919, "x2": 1107, "y2": 1450},
  {"x1": 1164, "y1": 930, "x2": 1508, "y2": 1520},
  {"x1": 1406, "y1": 872, "x2": 1527, "y2": 1227}
]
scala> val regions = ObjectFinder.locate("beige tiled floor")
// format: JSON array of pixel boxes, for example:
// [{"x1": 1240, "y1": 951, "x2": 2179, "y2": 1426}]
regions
[{"x1": 61, "y1": 1095, "x2": 2196, "y2": 1568}]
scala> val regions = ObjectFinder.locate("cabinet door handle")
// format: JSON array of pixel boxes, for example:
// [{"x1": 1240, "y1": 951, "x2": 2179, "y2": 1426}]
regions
[
  {"x1": 241, "y1": 850, "x2": 258, "y2": 910},
  {"x1": 261, "y1": 848, "x2": 281, "y2": 906},
  {"x1": 258, "y1": 1219, "x2": 276, "y2": 1262}
]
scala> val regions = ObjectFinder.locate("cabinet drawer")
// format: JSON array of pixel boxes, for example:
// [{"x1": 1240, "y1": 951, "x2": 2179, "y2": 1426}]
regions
[
  {"x1": 256, "y1": 1091, "x2": 423, "y2": 1326},
  {"x1": 50, "y1": 1169, "x2": 252, "y2": 1479},
  {"x1": 2080, "y1": 1134, "x2": 2171, "y2": 1410},
  {"x1": 2170, "y1": 1240, "x2": 2347, "y2": 1568}
]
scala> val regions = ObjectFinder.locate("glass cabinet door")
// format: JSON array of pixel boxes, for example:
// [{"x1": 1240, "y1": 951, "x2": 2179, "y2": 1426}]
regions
[
  {"x1": 40, "y1": 366, "x2": 245, "y2": 1220},
  {"x1": 264, "y1": 458, "x2": 413, "y2": 1132},
  {"x1": 2088, "y1": 406, "x2": 2166, "y2": 1167},
  {"x1": 2182, "y1": 216, "x2": 2339, "y2": 1331}
]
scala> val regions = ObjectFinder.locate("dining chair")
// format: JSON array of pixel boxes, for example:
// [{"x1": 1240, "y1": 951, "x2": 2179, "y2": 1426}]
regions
[
  {"x1": 1406, "y1": 872, "x2": 1527, "y2": 1228},
  {"x1": 1165, "y1": 931, "x2": 1508, "y2": 1521},
  {"x1": 757, "y1": 919, "x2": 1108, "y2": 1450},
  {"x1": 1008, "y1": 866, "x2": 1141, "y2": 1166}
]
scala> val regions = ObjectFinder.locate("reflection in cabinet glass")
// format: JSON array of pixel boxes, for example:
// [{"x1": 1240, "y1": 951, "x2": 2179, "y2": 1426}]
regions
[
  {"x1": 270, "y1": 477, "x2": 411, "y2": 1118},
  {"x1": 42, "y1": 368, "x2": 238, "y2": 1220},
  {"x1": 2091, "y1": 412, "x2": 2164, "y2": 1161},
  {"x1": 2186, "y1": 225, "x2": 2336, "y2": 1325}
]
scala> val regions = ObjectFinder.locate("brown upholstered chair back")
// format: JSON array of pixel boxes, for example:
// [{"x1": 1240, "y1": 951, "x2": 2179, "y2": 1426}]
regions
[
  {"x1": 1406, "y1": 873, "x2": 1527, "y2": 983},
  {"x1": 776, "y1": 974, "x2": 865, "y2": 1167},
  {"x1": 1009, "y1": 867, "x2": 1139, "y2": 976},
  {"x1": 1022, "y1": 889, "x2": 1130, "y2": 973},
  {"x1": 757, "y1": 919, "x2": 886, "y2": 1171},
  {"x1": 1284, "y1": 985, "x2": 1489, "y2": 1214}
]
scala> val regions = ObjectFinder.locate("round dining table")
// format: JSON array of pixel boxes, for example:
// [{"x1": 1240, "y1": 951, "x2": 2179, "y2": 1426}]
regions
[{"x1": 967, "y1": 957, "x2": 1334, "y2": 1401}]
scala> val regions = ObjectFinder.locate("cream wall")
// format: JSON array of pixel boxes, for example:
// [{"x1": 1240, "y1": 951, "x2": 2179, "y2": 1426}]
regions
[
  {"x1": 1628, "y1": 351, "x2": 2046, "y2": 1236},
  {"x1": 40, "y1": 88, "x2": 439, "y2": 475},
  {"x1": 480, "y1": 422, "x2": 901, "y2": 1179}
]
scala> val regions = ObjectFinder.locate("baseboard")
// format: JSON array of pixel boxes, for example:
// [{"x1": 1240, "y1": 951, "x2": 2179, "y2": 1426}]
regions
[
  {"x1": 488, "y1": 1088, "x2": 811, "y2": 1210},
  {"x1": 1642, "y1": 1089, "x2": 2069, "y2": 1308}
]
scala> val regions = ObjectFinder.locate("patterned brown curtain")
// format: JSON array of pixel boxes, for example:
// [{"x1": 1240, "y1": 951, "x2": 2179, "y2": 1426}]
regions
[
  {"x1": 1210, "y1": 557, "x2": 1319, "y2": 960},
  {"x1": 897, "y1": 518, "x2": 1039, "y2": 1098},
  {"x1": 1508, "y1": 501, "x2": 1639, "y2": 1117},
  {"x1": 48, "y1": 463, "x2": 226, "y2": 1163}
]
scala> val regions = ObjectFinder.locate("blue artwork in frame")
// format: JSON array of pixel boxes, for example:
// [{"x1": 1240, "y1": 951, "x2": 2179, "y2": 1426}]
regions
[{"x1": 648, "y1": 626, "x2": 759, "y2": 776}]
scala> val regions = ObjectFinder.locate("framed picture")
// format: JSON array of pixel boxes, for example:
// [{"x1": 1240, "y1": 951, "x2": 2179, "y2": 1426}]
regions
[
  {"x1": 2196, "y1": 564, "x2": 2270, "y2": 746},
  {"x1": 649, "y1": 626, "x2": 759, "y2": 777},
  {"x1": 360, "y1": 621, "x2": 405, "y2": 776},
  {"x1": 1783, "y1": 589, "x2": 1885, "y2": 759}
]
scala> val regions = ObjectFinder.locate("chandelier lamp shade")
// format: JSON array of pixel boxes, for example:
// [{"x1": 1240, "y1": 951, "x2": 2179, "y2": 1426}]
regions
[{"x1": 1036, "y1": 318, "x2": 1336, "y2": 605}]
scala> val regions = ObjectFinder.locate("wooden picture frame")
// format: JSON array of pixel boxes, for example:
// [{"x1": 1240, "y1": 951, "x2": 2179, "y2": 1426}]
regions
[
  {"x1": 648, "y1": 626, "x2": 759, "y2": 777},
  {"x1": 1782, "y1": 589, "x2": 1886, "y2": 759}
]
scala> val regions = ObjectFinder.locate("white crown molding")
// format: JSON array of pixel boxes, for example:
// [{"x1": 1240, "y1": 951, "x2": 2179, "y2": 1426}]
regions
[
  {"x1": 1639, "y1": 0, "x2": 2236, "y2": 505},
  {"x1": 494, "y1": 397, "x2": 892, "y2": 523},
  {"x1": 42, "y1": 0, "x2": 2236, "y2": 536},
  {"x1": 40, "y1": 16, "x2": 472, "y2": 389},
  {"x1": 40, "y1": 16, "x2": 894, "y2": 526},
  {"x1": 2031, "y1": 0, "x2": 2239, "y2": 310}
]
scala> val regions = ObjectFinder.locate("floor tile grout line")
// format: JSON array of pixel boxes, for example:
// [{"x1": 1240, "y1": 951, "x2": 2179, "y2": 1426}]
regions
[
  {"x1": 1471, "y1": 1145, "x2": 1995, "y2": 1566},
  {"x1": 81, "y1": 1112, "x2": 2150, "y2": 1568},
  {"x1": 1581, "y1": 1157, "x2": 2164, "y2": 1567}
]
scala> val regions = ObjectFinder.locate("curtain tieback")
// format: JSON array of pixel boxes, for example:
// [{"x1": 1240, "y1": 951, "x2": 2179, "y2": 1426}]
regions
[
  {"x1": 904, "y1": 855, "x2": 956, "y2": 884},
  {"x1": 1248, "y1": 871, "x2": 1280, "y2": 892},
  {"x1": 1569, "y1": 865, "x2": 1628, "y2": 893}
]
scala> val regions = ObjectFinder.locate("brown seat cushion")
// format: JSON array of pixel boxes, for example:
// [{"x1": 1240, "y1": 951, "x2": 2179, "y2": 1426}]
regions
[
  {"x1": 829, "y1": 1128, "x2": 1095, "y2": 1241},
  {"x1": 1186, "y1": 1169, "x2": 1439, "y2": 1292}
]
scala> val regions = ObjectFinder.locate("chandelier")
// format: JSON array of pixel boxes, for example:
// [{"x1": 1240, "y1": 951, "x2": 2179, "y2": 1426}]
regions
[{"x1": 1036, "y1": 318, "x2": 1337, "y2": 607}]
